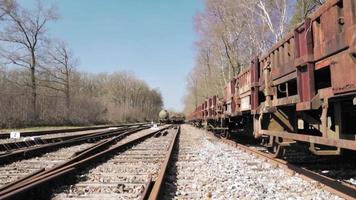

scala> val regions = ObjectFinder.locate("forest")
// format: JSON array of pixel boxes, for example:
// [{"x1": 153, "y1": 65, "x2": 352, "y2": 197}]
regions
[
  {"x1": 183, "y1": 0, "x2": 325, "y2": 114},
  {"x1": 0, "y1": 0, "x2": 163, "y2": 128}
]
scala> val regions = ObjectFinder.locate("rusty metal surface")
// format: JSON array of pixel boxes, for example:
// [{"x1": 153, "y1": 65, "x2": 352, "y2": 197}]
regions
[
  {"x1": 0, "y1": 127, "x2": 128, "y2": 151},
  {"x1": 331, "y1": 52, "x2": 356, "y2": 94},
  {"x1": 312, "y1": 0, "x2": 352, "y2": 61},
  {"x1": 146, "y1": 126, "x2": 180, "y2": 200},
  {"x1": 251, "y1": 57, "x2": 260, "y2": 112},
  {"x1": 259, "y1": 130, "x2": 356, "y2": 151},
  {"x1": 0, "y1": 126, "x2": 171, "y2": 200},
  {"x1": 0, "y1": 125, "x2": 111, "y2": 139},
  {"x1": 224, "y1": 78, "x2": 236, "y2": 102},
  {"x1": 294, "y1": 18, "x2": 314, "y2": 64},
  {"x1": 0, "y1": 123, "x2": 148, "y2": 139},
  {"x1": 188, "y1": 0, "x2": 356, "y2": 155},
  {"x1": 0, "y1": 126, "x2": 148, "y2": 165},
  {"x1": 297, "y1": 63, "x2": 315, "y2": 103}
]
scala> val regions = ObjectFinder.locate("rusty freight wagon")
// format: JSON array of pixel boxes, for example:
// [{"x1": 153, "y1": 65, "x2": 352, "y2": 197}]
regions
[{"x1": 189, "y1": 0, "x2": 356, "y2": 157}]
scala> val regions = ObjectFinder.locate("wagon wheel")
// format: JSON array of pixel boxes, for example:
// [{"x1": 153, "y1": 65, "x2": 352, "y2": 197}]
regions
[
  {"x1": 268, "y1": 136, "x2": 286, "y2": 158},
  {"x1": 221, "y1": 129, "x2": 230, "y2": 139}
]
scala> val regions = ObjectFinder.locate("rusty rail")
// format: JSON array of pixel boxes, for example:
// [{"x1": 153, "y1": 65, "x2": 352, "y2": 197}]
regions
[
  {"x1": 0, "y1": 125, "x2": 150, "y2": 165},
  {"x1": 0, "y1": 122, "x2": 149, "y2": 139},
  {"x1": 0, "y1": 125, "x2": 171, "y2": 200},
  {"x1": 218, "y1": 138, "x2": 356, "y2": 200},
  {"x1": 0, "y1": 123, "x2": 150, "y2": 152},
  {"x1": 142, "y1": 126, "x2": 180, "y2": 200}
]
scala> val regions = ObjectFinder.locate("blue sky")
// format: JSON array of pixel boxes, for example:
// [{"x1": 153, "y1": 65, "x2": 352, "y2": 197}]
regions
[{"x1": 20, "y1": 0, "x2": 203, "y2": 111}]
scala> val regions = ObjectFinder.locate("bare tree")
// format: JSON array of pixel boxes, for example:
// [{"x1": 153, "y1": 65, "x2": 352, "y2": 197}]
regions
[
  {"x1": 289, "y1": 0, "x2": 325, "y2": 27},
  {"x1": 184, "y1": 0, "x2": 297, "y2": 114},
  {"x1": 39, "y1": 40, "x2": 78, "y2": 120},
  {"x1": 0, "y1": 0, "x2": 58, "y2": 122},
  {"x1": 0, "y1": 1, "x2": 162, "y2": 128}
]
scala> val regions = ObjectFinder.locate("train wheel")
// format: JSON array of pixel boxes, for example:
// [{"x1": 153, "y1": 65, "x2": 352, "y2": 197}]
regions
[
  {"x1": 221, "y1": 130, "x2": 230, "y2": 139},
  {"x1": 268, "y1": 137, "x2": 286, "y2": 158}
]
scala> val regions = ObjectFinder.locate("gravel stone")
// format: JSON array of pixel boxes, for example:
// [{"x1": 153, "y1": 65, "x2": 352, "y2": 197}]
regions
[{"x1": 162, "y1": 125, "x2": 344, "y2": 200}]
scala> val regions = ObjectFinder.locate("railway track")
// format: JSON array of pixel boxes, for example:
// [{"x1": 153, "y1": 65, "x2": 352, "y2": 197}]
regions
[
  {"x1": 52, "y1": 126, "x2": 179, "y2": 200},
  {"x1": 0, "y1": 123, "x2": 148, "y2": 139},
  {"x1": 217, "y1": 136, "x2": 356, "y2": 200},
  {"x1": 160, "y1": 125, "x2": 344, "y2": 199},
  {"x1": 1, "y1": 124, "x2": 352, "y2": 199},
  {"x1": 0, "y1": 123, "x2": 149, "y2": 147},
  {"x1": 0, "y1": 142, "x2": 96, "y2": 188},
  {"x1": 250, "y1": 143, "x2": 356, "y2": 187},
  {"x1": 0, "y1": 125, "x2": 149, "y2": 165},
  {"x1": 0, "y1": 125, "x2": 175, "y2": 200},
  {"x1": 0, "y1": 126, "x2": 150, "y2": 196},
  {"x1": 160, "y1": 124, "x2": 206, "y2": 199}
]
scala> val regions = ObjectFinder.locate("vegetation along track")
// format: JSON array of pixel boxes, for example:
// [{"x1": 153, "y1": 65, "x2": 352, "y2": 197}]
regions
[{"x1": 0, "y1": 125, "x2": 172, "y2": 200}]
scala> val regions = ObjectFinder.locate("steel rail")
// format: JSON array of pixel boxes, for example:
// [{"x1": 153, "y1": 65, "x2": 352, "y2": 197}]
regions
[
  {"x1": 143, "y1": 126, "x2": 180, "y2": 200},
  {"x1": 0, "y1": 126, "x2": 147, "y2": 193},
  {"x1": 0, "y1": 123, "x2": 149, "y2": 152},
  {"x1": 0, "y1": 122, "x2": 149, "y2": 139},
  {"x1": 0, "y1": 126, "x2": 130, "y2": 152},
  {"x1": 0, "y1": 126, "x2": 148, "y2": 164},
  {"x1": 218, "y1": 138, "x2": 356, "y2": 200},
  {"x1": 0, "y1": 125, "x2": 171, "y2": 200}
]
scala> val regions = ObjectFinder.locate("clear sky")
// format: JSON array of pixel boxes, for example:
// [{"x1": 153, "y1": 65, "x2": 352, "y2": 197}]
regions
[{"x1": 20, "y1": 0, "x2": 203, "y2": 111}]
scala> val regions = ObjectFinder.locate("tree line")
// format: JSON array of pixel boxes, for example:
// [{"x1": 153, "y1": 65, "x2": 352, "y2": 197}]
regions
[
  {"x1": 183, "y1": 0, "x2": 325, "y2": 114},
  {"x1": 0, "y1": 0, "x2": 163, "y2": 128}
]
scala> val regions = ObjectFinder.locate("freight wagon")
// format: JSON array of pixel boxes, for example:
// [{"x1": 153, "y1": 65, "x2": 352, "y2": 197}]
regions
[{"x1": 188, "y1": 0, "x2": 356, "y2": 157}]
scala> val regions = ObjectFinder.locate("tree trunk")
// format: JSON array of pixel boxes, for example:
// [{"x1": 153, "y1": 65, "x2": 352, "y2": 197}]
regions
[
  {"x1": 30, "y1": 50, "x2": 38, "y2": 123},
  {"x1": 65, "y1": 70, "x2": 71, "y2": 122}
]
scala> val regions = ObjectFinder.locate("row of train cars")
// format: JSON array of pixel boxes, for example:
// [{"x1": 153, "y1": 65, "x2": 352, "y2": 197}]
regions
[
  {"x1": 187, "y1": 0, "x2": 356, "y2": 157},
  {"x1": 159, "y1": 109, "x2": 185, "y2": 124}
]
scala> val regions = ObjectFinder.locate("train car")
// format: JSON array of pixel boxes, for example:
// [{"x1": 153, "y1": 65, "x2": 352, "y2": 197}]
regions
[
  {"x1": 170, "y1": 113, "x2": 185, "y2": 124},
  {"x1": 189, "y1": 0, "x2": 356, "y2": 157},
  {"x1": 159, "y1": 110, "x2": 170, "y2": 123},
  {"x1": 159, "y1": 110, "x2": 186, "y2": 124}
]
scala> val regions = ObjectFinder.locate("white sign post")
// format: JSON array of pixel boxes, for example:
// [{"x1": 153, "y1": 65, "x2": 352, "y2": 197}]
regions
[{"x1": 10, "y1": 131, "x2": 21, "y2": 139}]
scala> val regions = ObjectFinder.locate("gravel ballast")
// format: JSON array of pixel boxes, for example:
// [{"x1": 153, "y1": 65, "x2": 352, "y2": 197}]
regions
[{"x1": 163, "y1": 124, "x2": 343, "y2": 200}]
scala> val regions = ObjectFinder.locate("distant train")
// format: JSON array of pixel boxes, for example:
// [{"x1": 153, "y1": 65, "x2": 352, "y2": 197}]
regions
[
  {"x1": 159, "y1": 110, "x2": 185, "y2": 124},
  {"x1": 187, "y1": 0, "x2": 356, "y2": 158}
]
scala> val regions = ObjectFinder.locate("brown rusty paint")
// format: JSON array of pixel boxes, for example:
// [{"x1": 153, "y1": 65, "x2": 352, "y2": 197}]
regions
[
  {"x1": 251, "y1": 57, "x2": 259, "y2": 84},
  {"x1": 312, "y1": 0, "x2": 353, "y2": 61},
  {"x1": 297, "y1": 63, "x2": 315, "y2": 103},
  {"x1": 331, "y1": 52, "x2": 356, "y2": 94},
  {"x1": 273, "y1": 71, "x2": 297, "y2": 86},
  {"x1": 294, "y1": 18, "x2": 316, "y2": 108},
  {"x1": 188, "y1": 0, "x2": 356, "y2": 154},
  {"x1": 237, "y1": 69, "x2": 251, "y2": 96},
  {"x1": 295, "y1": 18, "x2": 314, "y2": 59},
  {"x1": 251, "y1": 57, "x2": 260, "y2": 112},
  {"x1": 229, "y1": 78, "x2": 237, "y2": 99},
  {"x1": 273, "y1": 95, "x2": 300, "y2": 107},
  {"x1": 259, "y1": 31, "x2": 295, "y2": 61}
]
